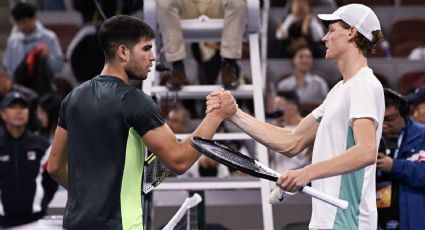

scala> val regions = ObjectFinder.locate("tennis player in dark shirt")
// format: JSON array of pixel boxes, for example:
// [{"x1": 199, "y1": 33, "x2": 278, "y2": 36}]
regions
[{"x1": 47, "y1": 15, "x2": 237, "y2": 230}]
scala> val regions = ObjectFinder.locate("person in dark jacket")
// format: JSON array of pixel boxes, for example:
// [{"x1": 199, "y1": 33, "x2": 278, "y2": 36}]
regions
[
  {"x1": 377, "y1": 88, "x2": 425, "y2": 230},
  {"x1": 0, "y1": 66, "x2": 39, "y2": 132},
  {"x1": 0, "y1": 91, "x2": 57, "y2": 228}
]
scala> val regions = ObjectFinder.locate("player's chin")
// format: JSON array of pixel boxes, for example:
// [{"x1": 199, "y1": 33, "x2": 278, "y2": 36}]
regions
[
  {"x1": 324, "y1": 50, "x2": 334, "y2": 60},
  {"x1": 140, "y1": 74, "x2": 148, "y2": 80}
]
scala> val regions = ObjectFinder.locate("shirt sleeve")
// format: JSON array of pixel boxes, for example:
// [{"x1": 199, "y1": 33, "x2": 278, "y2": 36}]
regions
[
  {"x1": 348, "y1": 79, "x2": 383, "y2": 128},
  {"x1": 312, "y1": 103, "x2": 325, "y2": 122},
  {"x1": 124, "y1": 90, "x2": 165, "y2": 137},
  {"x1": 57, "y1": 92, "x2": 72, "y2": 130}
]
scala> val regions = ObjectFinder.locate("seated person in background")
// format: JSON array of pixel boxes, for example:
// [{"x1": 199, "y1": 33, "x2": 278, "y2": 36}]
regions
[
  {"x1": 66, "y1": 22, "x2": 104, "y2": 84},
  {"x1": 3, "y1": 2, "x2": 64, "y2": 80},
  {"x1": 157, "y1": 0, "x2": 246, "y2": 89},
  {"x1": 277, "y1": 46, "x2": 329, "y2": 104},
  {"x1": 0, "y1": 91, "x2": 58, "y2": 228},
  {"x1": 269, "y1": 91, "x2": 312, "y2": 172},
  {"x1": 405, "y1": 85, "x2": 425, "y2": 124},
  {"x1": 166, "y1": 106, "x2": 191, "y2": 134},
  {"x1": 0, "y1": 67, "x2": 39, "y2": 132},
  {"x1": 275, "y1": 0, "x2": 325, "y2": 58},
  {"x1": 37, "y1": 93, "x2": 61, "y2": 142},
  {"x1": 376, "y1": 89, "x2": 425, "y2": 230},
  {"x1": 408, "y1": 44, "x2": 425, "y2": 61}
]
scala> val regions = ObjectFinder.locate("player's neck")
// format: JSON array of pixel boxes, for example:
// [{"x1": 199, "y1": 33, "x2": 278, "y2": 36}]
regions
[
  {"x1": 100, "y1": 62, "x2": 129, "y2": 84},
  {"x1": 337, "y1": 49, "x2": 367, "y2": 83}
]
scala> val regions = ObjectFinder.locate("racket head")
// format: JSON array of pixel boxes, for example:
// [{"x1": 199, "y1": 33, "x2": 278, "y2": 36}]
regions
[{"x1": 190, "y1": 136, "x2": 278, "y2": 181}]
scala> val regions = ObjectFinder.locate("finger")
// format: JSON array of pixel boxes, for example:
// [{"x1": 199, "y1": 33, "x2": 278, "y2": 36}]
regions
[
  {"x1": 280, "y1": 173, "x2": 292, "y2": 190},
  {"x1": 206, "y1": 98, "x2": 221, "y2": 106},
  {"x1": 206, "y1": 104, "x2": 221, "y2": 111},
  {"x1": 207, "y1": 90, "x2": 223, "y2": 99},
  {"x1": 276, "y1": 173, "x2": 287, "y2": 186},
  {"x1": 206, "y1": 105, "x2": 220, "y2": 114},
  {"x1": 206, "y1": 94, "x2": 221, "y2": 101},
  {"x1": 285, "y1": 179, "x2": 297, "y2": 193}
]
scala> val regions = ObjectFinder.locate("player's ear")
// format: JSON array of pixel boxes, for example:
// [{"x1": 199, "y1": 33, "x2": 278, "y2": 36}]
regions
[
  {"x1": 348, "y1": 27, "x2": 357, "y2": 40},
  {"x1": 117, "y1": 45, "x2": 130, "y2": 63}
]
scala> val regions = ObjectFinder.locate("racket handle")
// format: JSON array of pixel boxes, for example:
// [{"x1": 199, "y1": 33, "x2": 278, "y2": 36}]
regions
[
  {"x1": 163, "y1": 193, "x2": 203, "y2": 230},
  {"x1": 300, "y1": 186, "x2": 349, "y2": 210},
  {"x1": 268, "y1": 187, "x2": 296, "y2": 204}
]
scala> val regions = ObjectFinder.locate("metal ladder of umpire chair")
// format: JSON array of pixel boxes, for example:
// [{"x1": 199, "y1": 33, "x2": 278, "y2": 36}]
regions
[{"x1": 142, "y1": 0, "x2": 274, "y2": 229}]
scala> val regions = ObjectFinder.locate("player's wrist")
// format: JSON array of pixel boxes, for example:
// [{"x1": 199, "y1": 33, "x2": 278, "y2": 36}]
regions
[
  {"x1": 303, "y1": 165, "x2": 316, "y2": 182},
  {"x1": 229, "y1": 108, "x2": 242, "y2": 123},
  {"x1": 205, "y1": 112, "x2": 224, "y2": 123}
]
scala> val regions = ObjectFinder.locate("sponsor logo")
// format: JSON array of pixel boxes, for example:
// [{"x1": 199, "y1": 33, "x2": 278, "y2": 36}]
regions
[
  {"x1": 27, "y1": 151, "x2": 36, "y2": 160},
  {"x1": 0, "y1": 155, "x2": 10, "y2": 162}
]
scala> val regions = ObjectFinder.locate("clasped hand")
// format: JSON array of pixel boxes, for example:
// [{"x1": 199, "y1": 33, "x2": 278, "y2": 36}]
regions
[{"x1": 205, "y1": 89, "x2": 238, "y2": 119}]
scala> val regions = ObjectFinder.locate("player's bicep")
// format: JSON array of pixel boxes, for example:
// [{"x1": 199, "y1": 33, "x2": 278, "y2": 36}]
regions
[
  {"x1": 352, "y1": 118, "x2": 377, "y2": 163},
  {"x1": 291, "y1": 114, "x2": 319, "y2": 149},
  {"x1": 142, "y1": 124, "x2": 181, "y2": 167}
]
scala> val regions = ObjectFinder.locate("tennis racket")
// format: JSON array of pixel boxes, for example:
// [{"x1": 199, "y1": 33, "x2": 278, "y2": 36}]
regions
[
  {"x1": 143, "y1": 152, "x2": 172, "y2": 195},
  {"x1": 190, "y1": 136, "x2": 349, "y2": 210}
]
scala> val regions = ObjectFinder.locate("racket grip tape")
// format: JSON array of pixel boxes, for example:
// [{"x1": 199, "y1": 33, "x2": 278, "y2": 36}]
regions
[{"x1": 268, "y1": 187, "x2": 296, "y2": 204}]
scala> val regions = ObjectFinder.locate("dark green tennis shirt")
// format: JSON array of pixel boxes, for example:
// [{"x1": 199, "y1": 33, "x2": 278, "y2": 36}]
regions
[{"x1": 58, "y1": 76, "x2": 164, "y2": 230}]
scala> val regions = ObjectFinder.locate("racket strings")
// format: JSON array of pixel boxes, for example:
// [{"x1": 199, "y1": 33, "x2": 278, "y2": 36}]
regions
[
  {"x1": 204, "y1": 144, "x2": 256, "y2": 169},
  {"x1": 201, "y1": 141, "x2": 277, "y2": 178},
  {"x1": 143, "y1": 155, "x2": 170, "y2": 192}
]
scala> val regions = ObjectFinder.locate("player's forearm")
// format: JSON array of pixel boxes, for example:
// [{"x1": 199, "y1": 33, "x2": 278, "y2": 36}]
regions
[
  {"x1": 229, "y1": 109, "x2": 300, "y2": 156},
  {"x1": 48, "y1": 164, "x2": 68, "y2": 189},
  {"x1": 305, "y1": 145, "x2": 377, "y2": 181},
  {"x1": 173, "y1": 113, "x2": 224, "y2": 174}
]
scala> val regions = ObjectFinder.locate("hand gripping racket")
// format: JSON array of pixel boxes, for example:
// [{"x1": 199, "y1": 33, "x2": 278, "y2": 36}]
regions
[{"x1": 190, "y1": 136, "x2": 349, "y2": 210}]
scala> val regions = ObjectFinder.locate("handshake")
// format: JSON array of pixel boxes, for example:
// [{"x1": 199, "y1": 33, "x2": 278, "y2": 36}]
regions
[{"x1": 205, "y1": 89, "x2": 239, "y2": 120}]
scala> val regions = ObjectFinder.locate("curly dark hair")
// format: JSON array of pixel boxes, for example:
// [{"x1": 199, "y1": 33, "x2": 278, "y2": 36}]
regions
[{"x1": 98, "y1": 15, "x2": 155, "y2": 61}]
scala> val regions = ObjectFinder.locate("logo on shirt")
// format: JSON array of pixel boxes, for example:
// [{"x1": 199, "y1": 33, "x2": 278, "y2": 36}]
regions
[
  {"x1": 407, "y1": 150, "x2": 425, "y2": 162},
  {"x1": 0, "y1": 155, "x2": 10, "y2": 162},
  {"x1": 27, "y1": 151, "x2": 36, "y2": 161}
]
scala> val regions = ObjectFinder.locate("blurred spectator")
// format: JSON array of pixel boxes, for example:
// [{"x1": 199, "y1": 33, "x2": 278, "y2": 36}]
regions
[
  {"x1": 405, "y1": 85, "x2": 425, "y2": 124},
  {"x1": 269, "y1": 91, "x2": 312, "y2": 172},
  {"x1": 191, "y1": 42, "x2": 222, "y2": 85},
  {"x1": 43, "y1": 0, "x2": 66, "y2": 10},
  {"x1": 3, "y1": 2, "x2": 64, "y2": 80},
  {"x1": 276, "y1": 46, "x2": 329, "y2": 104},
  {"x1": 157, "y1": 0, "x2": 246, "y2": 89},
  {"x1": 376, "y1": 89, "x2": 425, "y2": 230},
  {"x1": 313, "y1": 0, "x2": 337, "y2": 7},
  {"x1": 275, "y1": 0, "x2": 325, "y2": 58},
  {"x1": 66, "y1": 22, "x2": 104, "y2": 84},
  {"x1": 166, "y1": 107, "x2": 191, "y2": 134},
  {"x1": 0, "y1": 91, "x2": 58, "y2": 228},
  {"x1": 0, "y1": 67, "x2": 39, "y2": 132},
  {"x1": 408, "y1": 45, "x2": 425, "y2": 61},
  {"x1": 37, "y1": 93, "x2": 61, "y2": 142},
  {"x1": 72, "y1": 0, "x2": 143, "y2": 23}
]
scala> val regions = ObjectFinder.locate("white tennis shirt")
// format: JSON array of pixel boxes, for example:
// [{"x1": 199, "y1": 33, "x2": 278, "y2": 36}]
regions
[{"x1": 310, "y1": 67, "x2": 384, "y2": 230}]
